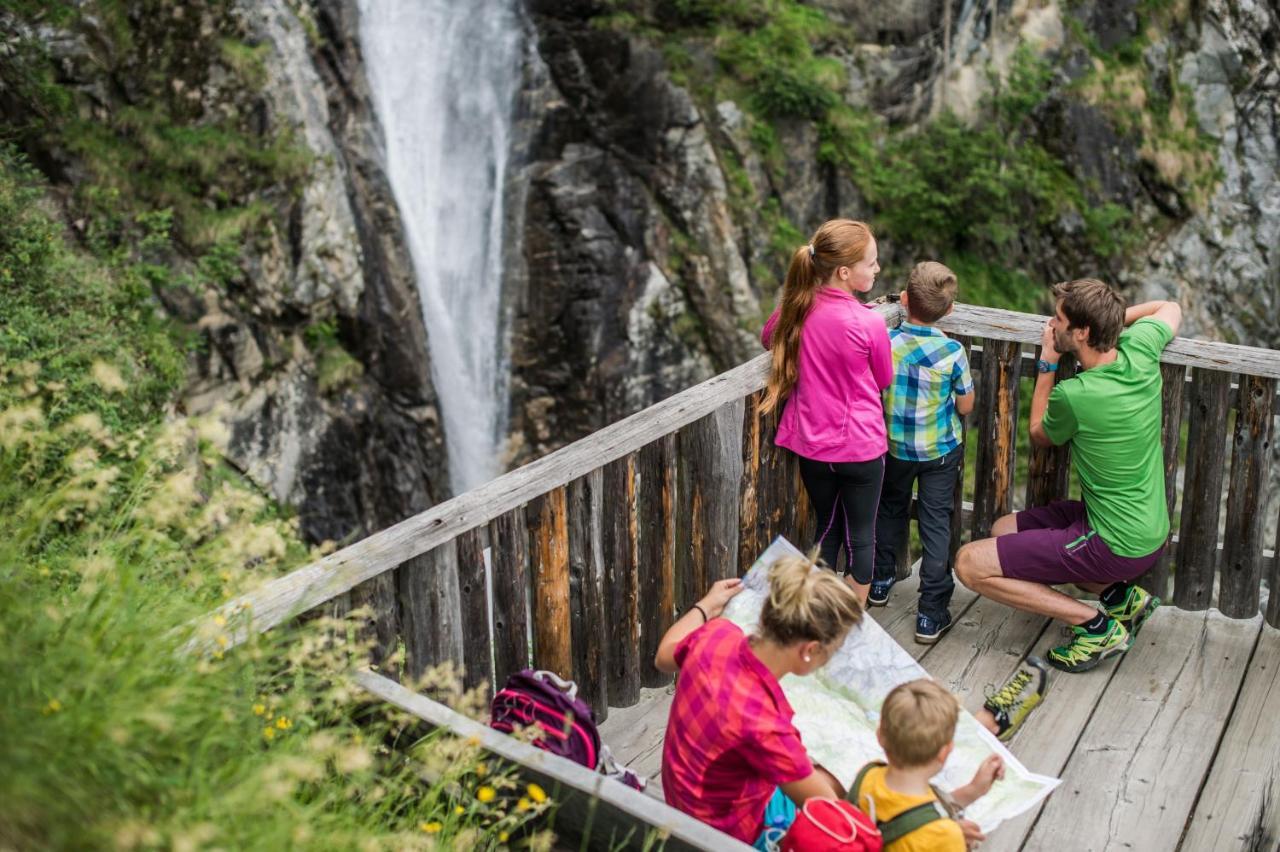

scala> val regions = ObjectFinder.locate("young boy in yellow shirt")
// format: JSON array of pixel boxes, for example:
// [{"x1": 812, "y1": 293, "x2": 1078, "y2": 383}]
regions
[{"x1": 850, "y1": 679, "x2": 1004, "y2": 850}]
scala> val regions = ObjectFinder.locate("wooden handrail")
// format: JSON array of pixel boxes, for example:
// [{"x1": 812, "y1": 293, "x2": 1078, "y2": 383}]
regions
[
  {"x1": 354, "y1": 670, "x2": 753, "y2": 851},
  {"x1": 198, "y1": 304, "x2": 895, "y2": 648},
  {"x1": 199, "y1": 300, "x2": 1280, "y2": 649},
  {"x1": 939, "y1": 303, "x2": 1280, "y2": 380}
]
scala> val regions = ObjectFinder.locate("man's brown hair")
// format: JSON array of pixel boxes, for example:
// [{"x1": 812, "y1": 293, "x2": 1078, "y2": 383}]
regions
[
  {"x1": 879, "y1": 679, "x2": 959, "y2": 768},
  {"x1": 1052, "y1": 278, "x2": 1125, "y2": 352},
  {"x1": 905, "y1": 261, "x2": 958, "y2": 324}
]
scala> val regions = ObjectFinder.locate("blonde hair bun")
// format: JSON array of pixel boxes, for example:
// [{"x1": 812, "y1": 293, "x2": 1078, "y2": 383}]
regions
[{"x1": 760, "y1": 551, "x2": 863, "y2": 647}]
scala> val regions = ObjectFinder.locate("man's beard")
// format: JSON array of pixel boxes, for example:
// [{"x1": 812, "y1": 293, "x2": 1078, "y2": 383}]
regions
[{"x1": 1053, "y1": 327, "x2": 1078, "y2": 354}]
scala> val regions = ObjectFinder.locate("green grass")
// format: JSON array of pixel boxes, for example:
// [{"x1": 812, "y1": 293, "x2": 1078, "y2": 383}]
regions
[
  {"x1": 602, "y1": 3, "x2": 1179, "y2": 305},
  {"x1": 0, "y1": 155, "x2": 557, "y2": 850},
  {"x1": 1, "y1": 0, "x2": 312, "y2": 253}
]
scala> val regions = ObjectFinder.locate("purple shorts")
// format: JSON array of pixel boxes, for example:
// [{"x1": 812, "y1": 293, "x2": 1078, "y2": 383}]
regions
[{"x1": 995, "y1": 500, "x2": 1163, "y2": 586}]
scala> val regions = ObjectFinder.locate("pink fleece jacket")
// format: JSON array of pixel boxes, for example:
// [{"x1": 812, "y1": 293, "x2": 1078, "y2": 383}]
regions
[{"x1": 761, "y1": 287, "x2": 892, "y2": 463}]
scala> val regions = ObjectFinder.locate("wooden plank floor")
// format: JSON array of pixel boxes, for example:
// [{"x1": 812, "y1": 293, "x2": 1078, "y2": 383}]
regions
[{"x1": 598, "y1": 573, "x2": 1280, "y2": 851}]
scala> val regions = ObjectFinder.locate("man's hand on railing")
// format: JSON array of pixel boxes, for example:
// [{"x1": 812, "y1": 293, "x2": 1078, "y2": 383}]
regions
[{"x1": 1039, "y1": 319, "x2": 1061, "y2": 365}]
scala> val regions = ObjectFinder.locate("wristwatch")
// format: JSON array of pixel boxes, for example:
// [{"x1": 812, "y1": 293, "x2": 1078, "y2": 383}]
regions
[{"x1": 1037, "y1": 359, "x2": 1059, "y2": 373}]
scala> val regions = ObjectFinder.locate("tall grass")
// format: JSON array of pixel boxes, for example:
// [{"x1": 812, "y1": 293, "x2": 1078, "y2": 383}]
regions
[{"x1": 0, "y1": 154, "x2": 557, "y2": 850}]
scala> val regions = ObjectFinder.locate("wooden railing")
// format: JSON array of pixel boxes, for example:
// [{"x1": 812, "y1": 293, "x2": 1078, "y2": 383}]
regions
[{"x1": 212, "y1": 301, "x2": 1280, "y2": 723}]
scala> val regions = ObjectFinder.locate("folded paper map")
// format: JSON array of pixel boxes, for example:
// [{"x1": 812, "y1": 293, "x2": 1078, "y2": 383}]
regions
[{"x1": 720, "y1": 536, "x2": 1059, "y2": 834}]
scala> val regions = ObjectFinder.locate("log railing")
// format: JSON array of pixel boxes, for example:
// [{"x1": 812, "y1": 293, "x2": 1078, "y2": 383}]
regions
[{"x1": 210, "y1": 301, "x2": 1280, "y2": 721}]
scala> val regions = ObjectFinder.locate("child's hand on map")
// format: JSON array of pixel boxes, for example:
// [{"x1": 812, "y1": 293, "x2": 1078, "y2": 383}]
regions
[
  {"x1": 952, "y1": 754, "x2": 1005, "y2": 808},
  {"x1": 969, "y1": 754, "x2": 1005, "y2": 796},
  {"x1": 698, "y1": 578, "x2": 743, "y2": 618}
]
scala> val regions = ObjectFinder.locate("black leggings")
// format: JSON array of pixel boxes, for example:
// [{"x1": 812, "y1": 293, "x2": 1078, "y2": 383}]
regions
[{"x1": 797, "y1": 455, "x2": 885, "y2": 584}]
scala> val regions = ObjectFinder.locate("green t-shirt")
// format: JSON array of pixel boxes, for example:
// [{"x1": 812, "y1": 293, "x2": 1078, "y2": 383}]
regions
[{"x1": 1041, "y1": 318, "x2": 1174, "y2": 557}]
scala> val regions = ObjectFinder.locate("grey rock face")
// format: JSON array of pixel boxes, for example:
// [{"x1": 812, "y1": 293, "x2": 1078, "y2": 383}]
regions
[
  {"x1": 248, "y1": 0, "x2": 364, "y2": 317},
  {"x1": 1139, "y1": 4, "x2": 1279, "y2": 350},
  {"x1": 221, "y1": 0, "x2": 449, "y2": 542},
  {"x1": 506, "y1": 11, "x2": 768, "y2": 463}
]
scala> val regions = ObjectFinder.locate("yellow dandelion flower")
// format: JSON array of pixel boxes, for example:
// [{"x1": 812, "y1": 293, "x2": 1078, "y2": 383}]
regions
[
  {"x1": 516, "y1": 797, "x2": 531, "y2": 812},
  {"x1": 526, "y1": 783, "x2": 547, "y2": 804},
  {"x1": 215, "y1": 635, "x2": 229, "y2": 649},
  {"x1": 466, "y1": 735, "x2": 481, "y2": 747},
  {"x1": 43, "y1": 698, "x2": 63, "y2": 715},
  {"x1": 275, "y1": 716, "x2": 291, "y2": 730},
  {"x1": 252, "y1": 703, "x2": 267, "y2": 716},
  {"x1": 474, "y1": 762, "x2": 487, "y2": 777},
  {"x1": 263, "y1": 727, "x2": 276, "y2": 741},
  {"x1": 419, "y1": 821, "x2": 442, "y2": 833},
  {"x1": 454, "y1": 806, "x2": 465, "y2": 815},
  {"x1": 476, "y1": 786, "x2": 496, "y2": 803},
  {"x1": 213, "y1": 614, "x2": 227, "y2": 627},
  {"x1": 498, "y1": 832, "x2": 510, "y2": 843}
]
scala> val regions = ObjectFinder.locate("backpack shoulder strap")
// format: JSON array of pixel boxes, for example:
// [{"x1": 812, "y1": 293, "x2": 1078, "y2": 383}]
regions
[
  {"x1": 849, "y1": 761, "x2": 888, "y2": 809},
  {"x1": 878, "y1": 800, "x2": 948, "y2": 846}
]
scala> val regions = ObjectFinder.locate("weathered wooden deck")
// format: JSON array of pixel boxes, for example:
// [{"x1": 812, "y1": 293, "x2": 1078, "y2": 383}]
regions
[{"x1": 598, "y1": 570, "x2": 1280, "y2": 851}]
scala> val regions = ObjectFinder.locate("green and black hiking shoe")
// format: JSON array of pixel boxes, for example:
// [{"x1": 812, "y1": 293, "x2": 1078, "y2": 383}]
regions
[
  {"x1": 983, "y1": 656, "x2": 1050, "y2": 742},
  {"x1": 1103, "y1": 584, "x2": 1160, "y2": 638},
  {"x1": 1047, "y1": 618, "x2": 1132, "y2": 673}
]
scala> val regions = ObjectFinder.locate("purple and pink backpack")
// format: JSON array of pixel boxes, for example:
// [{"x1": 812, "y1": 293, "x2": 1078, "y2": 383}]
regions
[{"x1": 490, "y1": 669, "x2": 645, "y2": 791}]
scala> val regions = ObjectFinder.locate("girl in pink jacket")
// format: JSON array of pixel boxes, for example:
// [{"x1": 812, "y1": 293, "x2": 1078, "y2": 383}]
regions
[{"x1": 761, "y1": 219, "x2": 892, "y2": 602}]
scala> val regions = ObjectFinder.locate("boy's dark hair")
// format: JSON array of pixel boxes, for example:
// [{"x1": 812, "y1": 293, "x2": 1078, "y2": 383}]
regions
[
  {"x1": 906, "y1": 262, "x2": 958, "y2": 324},
  {"x1": 1052, "y1": 278, "x2": 1125, "y2": 352}
]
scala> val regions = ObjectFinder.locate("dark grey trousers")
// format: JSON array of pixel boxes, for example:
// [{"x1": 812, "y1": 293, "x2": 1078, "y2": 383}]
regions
[{"x1": 872, "y1": 447, "x2": 963, "y2": 621}]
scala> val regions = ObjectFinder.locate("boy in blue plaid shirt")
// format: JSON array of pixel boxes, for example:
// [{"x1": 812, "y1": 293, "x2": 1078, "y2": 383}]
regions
[{"x1": 870, "y1": 262, "x2": 975, "y2": 643}]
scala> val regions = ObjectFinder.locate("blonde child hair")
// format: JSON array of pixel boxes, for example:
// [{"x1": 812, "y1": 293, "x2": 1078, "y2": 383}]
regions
[
  {"x1": 759, "y1": 552, "x2": 864, "y2": 646},
  {"x1": 879, "y1": 678, "x2": 960, "y2": 767}
]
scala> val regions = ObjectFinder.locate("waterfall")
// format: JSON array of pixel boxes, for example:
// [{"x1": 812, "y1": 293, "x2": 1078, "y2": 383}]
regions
[{"x1": 358, "y1": 0, "x2": 523, "y2": 493}]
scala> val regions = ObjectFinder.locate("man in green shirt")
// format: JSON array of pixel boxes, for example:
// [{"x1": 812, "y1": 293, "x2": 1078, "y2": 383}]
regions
[{"x1": 954, "y1": 279, "x2": 1182, "y2": 673}]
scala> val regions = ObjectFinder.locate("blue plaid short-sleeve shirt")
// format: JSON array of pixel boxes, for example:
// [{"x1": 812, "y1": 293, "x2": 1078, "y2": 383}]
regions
[{"x1": 884, "y1": 322, "x2": 974, "y2": 461}]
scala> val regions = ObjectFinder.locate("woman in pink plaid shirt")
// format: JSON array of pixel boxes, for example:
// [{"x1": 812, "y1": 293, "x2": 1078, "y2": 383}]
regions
[{"x1": 654, "y1": 555, "x2": 863, "y2": 847}]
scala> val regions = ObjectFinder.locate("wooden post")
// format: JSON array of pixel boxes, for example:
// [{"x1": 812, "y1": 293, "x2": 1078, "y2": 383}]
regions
[
  {"x1": 489, "y1": 508, "x2": 531, "y2": 686},
  {"x1": 349, "y1": 573, "x2": 400, "y2": 670},
  {"x1": 741, "y1": 393, "x2": 794, "y2": 566},
  {"x1": 738, "y1": 390, "x2": 765, "y2": 573},
  {"x1": 1024, "y1": 355, "x2": 1075, "y2": 509},
  {"x1": 1269, "y1": 502, "x2": 1280, "y2": 628},
  {"x1": 637, "y1": 435, "x2": 676, "y2": 689},
  {"x1": 945, "y1": 334, "x2": 973, "y2": 567},
  {"x1": 677, "y1": 403, "x2": 745, "y2": 612},
  {"x1": 762, "y1": 404, "x2": 793, "y2": 549},
  {"x1": 454, "y1": 527, "x2": 492, "y2": 692},
  {"x1": 527, "y1": 488, "x2": 573, "y2": 678},
  {"x1": 1137, "y1": 362, "x2": 1186, "y2": 600},
  {"x1": 1174, "y1": 368, "x2": 1232, "y2": 610},
  {"x1": 398, "y1": 541, "x2": 464, "y2": 679},
  {"x1": 602, "y1": 455, "x2": 641, "y2": 707},
  {"x1": 567, "y1": 470, "x2": 609, "y2": 719},
  {"x1": 1218, "y1": 375, "x2": 1276, "y2": 618},
  {"x1": 971, "y1": 339, "x2": 1021, "y2": 539}
]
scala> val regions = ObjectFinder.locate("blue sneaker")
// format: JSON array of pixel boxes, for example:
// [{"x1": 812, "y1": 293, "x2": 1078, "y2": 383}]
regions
[
  {"x1": 867, "y1": 577, "x2": 895, "y2": 607},
  {"x1": 915, "y1": 611, "x2": 953, "y2": 644}
]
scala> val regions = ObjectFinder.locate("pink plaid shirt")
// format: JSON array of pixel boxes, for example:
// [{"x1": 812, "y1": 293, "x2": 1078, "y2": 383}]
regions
[{"x1": 661, "y1": 619, "x2": 813, "y2": 843}]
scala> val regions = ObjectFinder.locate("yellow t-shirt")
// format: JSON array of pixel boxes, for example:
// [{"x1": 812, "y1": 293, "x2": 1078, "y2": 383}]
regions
[{"x1": 853, "y1": 766, "x2": 965, "y2": 852}]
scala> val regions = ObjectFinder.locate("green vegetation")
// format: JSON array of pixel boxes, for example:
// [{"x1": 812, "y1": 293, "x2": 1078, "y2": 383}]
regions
[
  {"x1": 0, "y1": 152, "x2": 185, "y2": 434},
  {"x1": 1062, "y1": 0, "x2": 1219, "y2": 207},
  {"x1": 0, "y1": 154, "x2": 556, "y2": 849},
  {"x1": 1, "y1": 0, "x2": 311, "y2": 253},
  {"x1": 600, "y1": 0, "x2": 1210, "y2": 312}
]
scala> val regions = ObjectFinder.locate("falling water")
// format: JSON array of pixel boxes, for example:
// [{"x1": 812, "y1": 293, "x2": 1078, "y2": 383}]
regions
[{"x1": 358, "y1": 0, "x2": 523, "y2": 493}]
